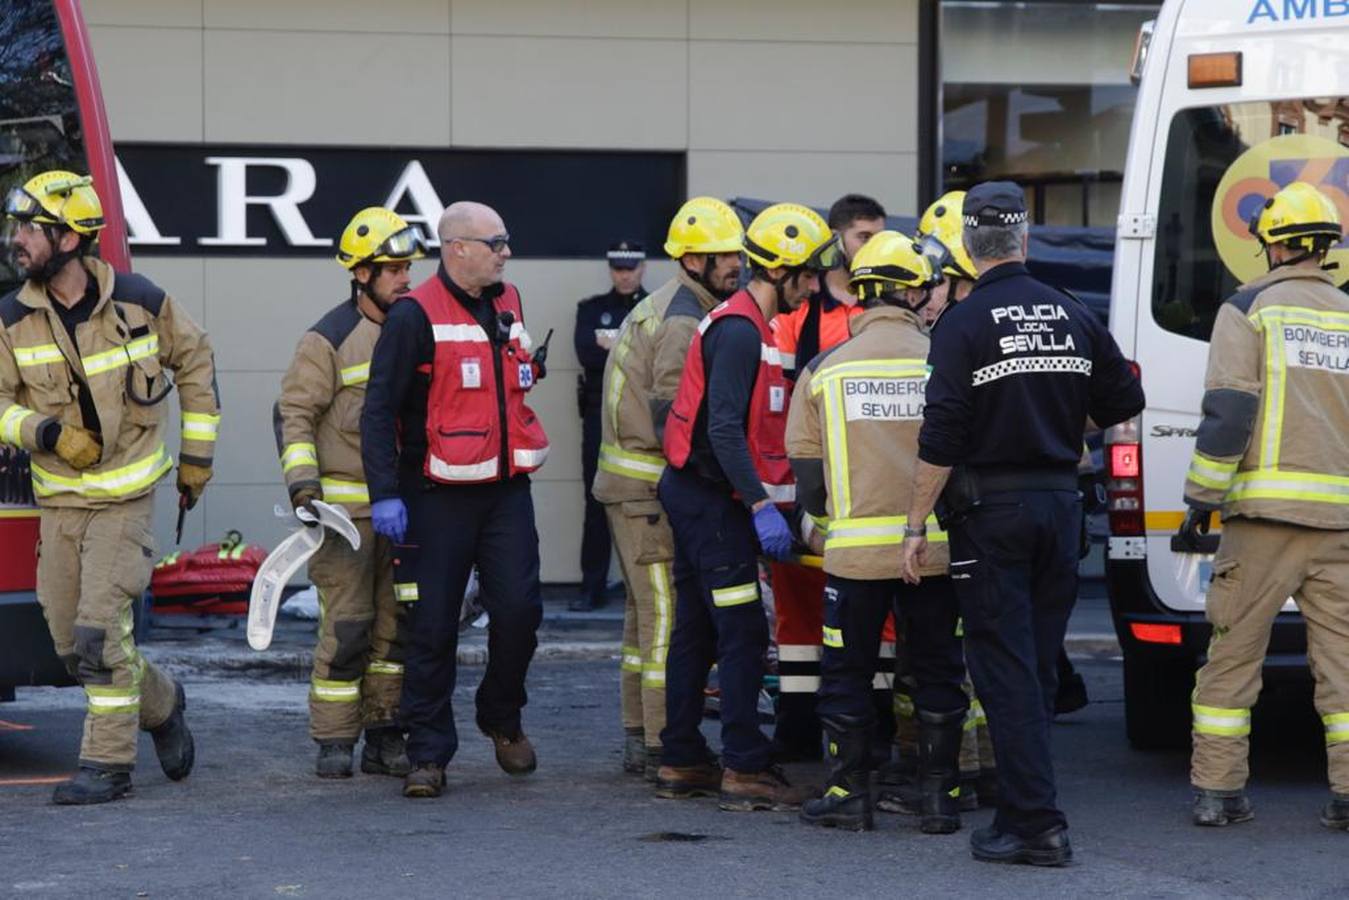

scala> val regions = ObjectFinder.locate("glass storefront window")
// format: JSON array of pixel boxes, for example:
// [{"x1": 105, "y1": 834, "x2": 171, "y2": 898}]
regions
[
  {"x1": 1151, "y1": 99, "x2": 1349, "y2": 342},
  {"x1": 940, "y1": 2, "x2": 1159, "y2": 227}
]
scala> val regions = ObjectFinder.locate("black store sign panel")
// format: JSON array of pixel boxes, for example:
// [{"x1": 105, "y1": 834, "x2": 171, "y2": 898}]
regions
[{"x1": 115, "y1": 144, "x2": 686, "y2": 259}]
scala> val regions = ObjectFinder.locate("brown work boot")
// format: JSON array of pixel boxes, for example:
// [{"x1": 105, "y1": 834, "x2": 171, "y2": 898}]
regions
[
  {"x1": 486, "y1": 729, "x2": 537, "y2": 776},
  {"x1": 402, "y1": 763, "x2": 445, "y2": 799},
  {"x1": 654, "y1": 761, "x2": 723, "y2": 799},
  {"x1": 719, "y1": 765, "x2": 816, "y2": 812}
]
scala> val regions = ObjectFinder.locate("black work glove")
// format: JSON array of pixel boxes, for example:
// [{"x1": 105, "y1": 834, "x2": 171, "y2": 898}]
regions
[{"x1": 1176, "y1": 506, "x2": 1213, "y2": 552}]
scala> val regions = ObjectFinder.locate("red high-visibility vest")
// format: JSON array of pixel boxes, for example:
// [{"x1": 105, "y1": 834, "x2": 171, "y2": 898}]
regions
[
  {"x1": 663, "y1": 290, "x2": 794, "y2": 505},
  {"x1": 412, "y1": 276, "x2": 549, "y2": 484}
]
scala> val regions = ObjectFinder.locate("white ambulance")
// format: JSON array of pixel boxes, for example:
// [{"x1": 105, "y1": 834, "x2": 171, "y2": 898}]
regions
[{"x1": 1105, "y1": 0, "x2": 1349, "y2": 748}]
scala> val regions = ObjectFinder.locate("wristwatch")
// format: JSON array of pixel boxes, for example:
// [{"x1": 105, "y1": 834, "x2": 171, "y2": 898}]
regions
[{"x1": 903, "y1": 524, "x2": 927, "y2": 538}]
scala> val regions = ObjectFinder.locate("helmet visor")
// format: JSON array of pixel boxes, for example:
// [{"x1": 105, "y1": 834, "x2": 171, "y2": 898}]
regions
[
  {"x1": 916, "y1": 233, "x2": 953, "y2": 274},
  {"x1": 373, "y1": 225, "x2": 424, "y2": 261},
  {"x1": 3, "y1": 188, "x2": 40, "y2": 221},
  {"x1": 805, "y1": 235, "x2": 843, "y2": 272}
]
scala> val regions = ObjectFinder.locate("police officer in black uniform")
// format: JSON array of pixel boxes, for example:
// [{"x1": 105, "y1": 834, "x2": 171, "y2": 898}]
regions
[
  {"x1": 899, "y1": 182, "x2": 1144, "y2": 867},
  {"x1": 570, "y1": 241, "x2": 648, "y2": 611}
]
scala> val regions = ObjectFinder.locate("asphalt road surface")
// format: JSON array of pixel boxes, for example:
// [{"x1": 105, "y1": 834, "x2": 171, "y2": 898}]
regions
[{"x1": 1, "y1": 658, "x2": 1345, "y2": 899}]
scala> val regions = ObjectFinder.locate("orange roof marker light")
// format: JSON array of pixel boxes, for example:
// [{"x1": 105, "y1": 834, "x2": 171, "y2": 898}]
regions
[{"x1": 1188, "y1": 52, "x2": 1242, "y2": 89}]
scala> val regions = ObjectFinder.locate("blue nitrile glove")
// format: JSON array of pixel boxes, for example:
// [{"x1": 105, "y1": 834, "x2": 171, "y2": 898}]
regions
[
  {"x1": 371, "y1": 498, "x2": 408, "y2": 544},
  {"x1": 753, "y1": 503, "x2": 793, "y2": 561}
]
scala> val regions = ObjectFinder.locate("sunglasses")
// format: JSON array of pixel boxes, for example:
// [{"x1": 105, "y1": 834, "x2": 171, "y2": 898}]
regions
[{"x1": 451, "y1": 233, "x2": 511, "y2": 254}]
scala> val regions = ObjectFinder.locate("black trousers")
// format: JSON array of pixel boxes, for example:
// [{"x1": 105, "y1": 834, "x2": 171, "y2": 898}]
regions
[
  {"x1": 580, "y1": 405, "x2": 612, "y2": 602},
  {"x1": 949, "y1": 489, "x2": 1081, "y2": 837},
  {"x1": 658, "y1": 467, "x2": 772, "y2": 773},
  {"x1": 399, "y1": 476, "x2": 543, "y2": 768},
  {"x1": 817, "y1": 574, "x2": 967, "y2": 723}
]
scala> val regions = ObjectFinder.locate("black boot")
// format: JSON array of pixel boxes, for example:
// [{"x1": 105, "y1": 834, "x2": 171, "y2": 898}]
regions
[
  {"x1": 1321, "y1": 793, "x2": 1349, "y2": 831},
  {"x1": 917, "y1": 707, "x2": 965, "y2": 834},
  {"x1": 149, "y1": 681, "x2": 195, "y2": 781},
  {"x1": 1192, "y1": 787, "x2": 1253, "y2": 826},
  {"x1": 52, "y1": 767, "x2": 132, "y2": 805},
  {"x1": 361, "y1": 727, "x2": 412, "y2": 777},
  {"x1": 622, "y1": 728, "x2": 645, "y2": 775},
  {"x1": 799, "y1": 715, "x2": 873, "y2": 831},
  {"x1": 316, "y1": 741, "x2": 354, "y2": 778}
]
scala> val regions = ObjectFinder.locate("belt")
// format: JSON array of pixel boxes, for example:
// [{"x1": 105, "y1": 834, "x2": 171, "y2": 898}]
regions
[{"x1": 971, "y1": 465, "x2": 1078, "y2": 494}]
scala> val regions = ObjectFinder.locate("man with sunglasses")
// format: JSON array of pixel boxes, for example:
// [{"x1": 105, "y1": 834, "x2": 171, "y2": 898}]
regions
[
  {"x1": 275, "y1": 207, "x2": 424, "y2": 780},
  {"x1": 658, "y1": 203, "x2": 838, "y2": 812},
  {"x1": 0, "y1": 170, "x2": 218, "y2": 804},
  {"x1": 362, "y1": 201, "x2": 548, "y2": 800}
]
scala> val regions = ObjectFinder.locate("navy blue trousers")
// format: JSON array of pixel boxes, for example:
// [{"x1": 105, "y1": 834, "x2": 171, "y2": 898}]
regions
[
  {"x1": 658, "y1": 467, "x2": 772, "y2": 773},
  {"x1": 398, "y1": 476, "x2": 543, "y2": 768},
  {"x1": 948, "y1": 489, "x2": 1081, "y2": 837}
]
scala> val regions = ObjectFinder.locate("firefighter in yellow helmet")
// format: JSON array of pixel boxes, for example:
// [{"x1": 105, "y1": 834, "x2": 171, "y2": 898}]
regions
[
  {"x1": 917, "y1": 191, "x2": 979, "y2": 328},
  {"x1": 1, "y1": 171, "x2": 219, "y2": 804},
  {"x1": 1177, "y1": 181, "x2": 1349, "y2": 831},
  {"x1": 787, "y1": 232, "x2": 969, "y2": 833},
  {"x1": 656, "y1": 203, "x2": 835, "y2": 811},
  {"x1": 594, "y1": 197, "x2": 744, "y2": 783},
  {"x1": 275, "y1": 206, "x2": 424, "y2": 778}
]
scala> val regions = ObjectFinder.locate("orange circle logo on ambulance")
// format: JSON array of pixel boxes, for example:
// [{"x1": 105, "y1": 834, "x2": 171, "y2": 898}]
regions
[{"x1": 1210, "y1": 133, "x2": 1349, "y2": 287}]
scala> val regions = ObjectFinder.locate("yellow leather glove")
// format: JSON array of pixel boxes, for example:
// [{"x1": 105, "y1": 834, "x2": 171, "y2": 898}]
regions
[
  {"x1": 177, "y1": 462, "x2": 213, "y2": 509},
  {"x1": 53, "y1": 424, "x2": 102, "y2": 470}
]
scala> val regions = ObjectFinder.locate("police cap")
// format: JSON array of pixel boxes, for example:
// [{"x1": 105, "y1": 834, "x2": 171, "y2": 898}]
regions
[
  {"x1": 607, "y1": 239, "x2": 646, "y2": 270},
  {"x1": 962, "y1": 181, "x2": 1028, "y2": 229}
]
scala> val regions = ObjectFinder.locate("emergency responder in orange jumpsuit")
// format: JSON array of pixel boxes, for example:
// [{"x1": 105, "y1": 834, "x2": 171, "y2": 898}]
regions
[
  {"x1": 768, "y1": 194, "x2": 888, "y2": 762},
  {"x1": 789, "y1": 231, "x2": 969, "y2": 834},
  {"x1": 1176, "y1": 182, "x2": 1349, "y2": 831},
  {"x1": 275, "y1": 207, "x2": 424, "y2": 779},
  {"x1": 657, "y1": 203, "x2": 836, "y2": 811},
  {"x1": 593, "y1": 198, "x2": 744, "y2": 779},
  {"x1": 1, "y1": 171, "x2": 217, "y2": 804}
]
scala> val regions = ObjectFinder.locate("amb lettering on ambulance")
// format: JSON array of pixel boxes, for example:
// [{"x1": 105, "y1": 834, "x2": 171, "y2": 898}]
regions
[{"x1": 1248, "y1": 0, "x2": 1349, "y2": 25}]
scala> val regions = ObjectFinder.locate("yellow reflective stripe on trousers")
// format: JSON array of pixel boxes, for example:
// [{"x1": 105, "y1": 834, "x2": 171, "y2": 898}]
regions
[
  {"x1": 822, "y1": 625, "x2": 844, "y2": 648},
  {"x1": 1192, "y1": 700, "x2": 1251, "y2": 737},
  {"x1": 598, "y1": 442, "x2": 665, "y2": 483},
  {"x1": 366, "y1": 660, "x2": 404, "y2": 676},
  {"x1": 621, "y1": 645, "x2": 643, "y2": 673},
  {"x1": 13, "y1": 343, "x2": 64, "y2": 367},
  {"x1": 1324, "y1": 712, "x2": 1349, "y2": 746},
  {"x1": 641, "y1": 663, "x2": 666, "y2": 687},
  {"x1": 1186, "y1": 451, "x2": 1237, "y2": 491},
  {"x1": 1, "y1": 404, "x2": 34, "y2": 444},
  {"x1": 824, "y1": 515, "x2": 946, "y2": 550},
  {"x1": 1227, "y1": 468, "x2": 1349, "y2": 505},
  {"x1": 320, "y1": 477, "x2": 370, "y2": 504},
  {"x1": 281, "y1": 442, "x2": 318, "y2": 473},
  {"x1": 31, "y1": 444, "x2": 172, "y2": 498},
  {"x1": 340, "y1": 362, "x2": 370, "y2": 386},
  {"x1": 85, "y1": 683, "x2": 140, "y2": 714},
  {"x1": 82, "y1": 334, "x2": 159, "y2": 376},
  {"x1": 643, "y1": 561, "x2": 673, "y2": 688},
  {"x1": 395, "y1": 583, "x2": 419, "y2": 603},
  {"x1": 311, "y1": 678, "x2": 361, "y2": 702},
  {"x1": 711, "y1": 582, "x2": 758, "y2": 607},
  {"x1": 182, "y1": 411, "x2": 221, "y2": 442}
]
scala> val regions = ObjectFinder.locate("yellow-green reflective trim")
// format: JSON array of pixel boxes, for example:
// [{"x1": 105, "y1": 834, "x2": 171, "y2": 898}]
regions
[
  {"x1": 621, "y1": 645, "x2": 643, "y2": 673},
  {"x1": 83, "y1": 334, "x2": 159, "y2": 377},
  {"x1": 641, "y1": 663, "x2": 666, "y2": 687},
  {"x1": 825, "y1": 515, "x2": 947, "y2": 550},
  {"x1": 31, "y1": 444, "x2": 172, "y2": 498},
  {"x1": 395, "y1": 583, "x2": 419, "y2": 603},
  {"x1": 605, "y1": 366, "x2": 627, "y2": 439},
  {"x1": 894, "y1": 693, "x2": 915, "y2": 718},
  {"x1": 809, "y1": 358, "x2": 931, "y2": 396},
  {"x1": 822, "y1": 625, "x2": 844, "y2": 648},
  {"x1": 340, "y1": 362, "x2": 370, "y2": 386},
  {"x1": 311, "y1": 678, "x2": 361, "y2": 702},
  {"x1": 181, "y1": 412, "x2": 220, "y2": 442},
  {"x1": 1, "y1": 405, "x2": 34, "y2": 444},
  {"x1": 320, "y1": 477, "x2": 370, "y2": 504},
  {"x1": 1324, "y1": 712, "x2": 1349, "y2": 746},
  {"x1": 155, "y1": 551, "x2": 182, "y2": 568},
  {"x1": 281, "y1": 442, "x2": 318, "y2": 473},
  {"x1": 823, "y1": 379, "x2": 852, "y2": 518},
  {"x1": 1192, "y1": 701, "x2": 1251, "y2": 737},
  {"x1": 13, "y1": 343, "x2": 64, "y2": 367},
  {"x1": 1187, "y1": 452, "x2": 1237, "y2": 491},
  {"x1": 366, "y1": 660, "x2": 404, "y2": 676},
  {"x1": 216, "y1": 543, "x2": 247, "y2": 560},
  {"x1": 711, "y1": 582, "x2": 758, "y2": 608},
  {"x1": 649, "y1": 561, "x2": 673, "y2": 667},
  {"x1": 598, "y1": 442, "x2": 665, "y2": 483},
  {"x1": 85, "y1": 683, "x2": 140, "y2": 714},
  {"x1": 1228, "y1": 469, "x2": 1349, "y2": 506},
  {"x1": 825, "y1": 785, "x2": 851, "y2": 799}
]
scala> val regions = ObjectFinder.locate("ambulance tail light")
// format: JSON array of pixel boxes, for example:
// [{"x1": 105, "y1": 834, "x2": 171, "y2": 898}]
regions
[
  {"x1": 1105, "y1": 372, "x2": 1144, "y2": 536},
  {"x1": 1130, "y1": 622, "x2": 1182, "y2": 646}
]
